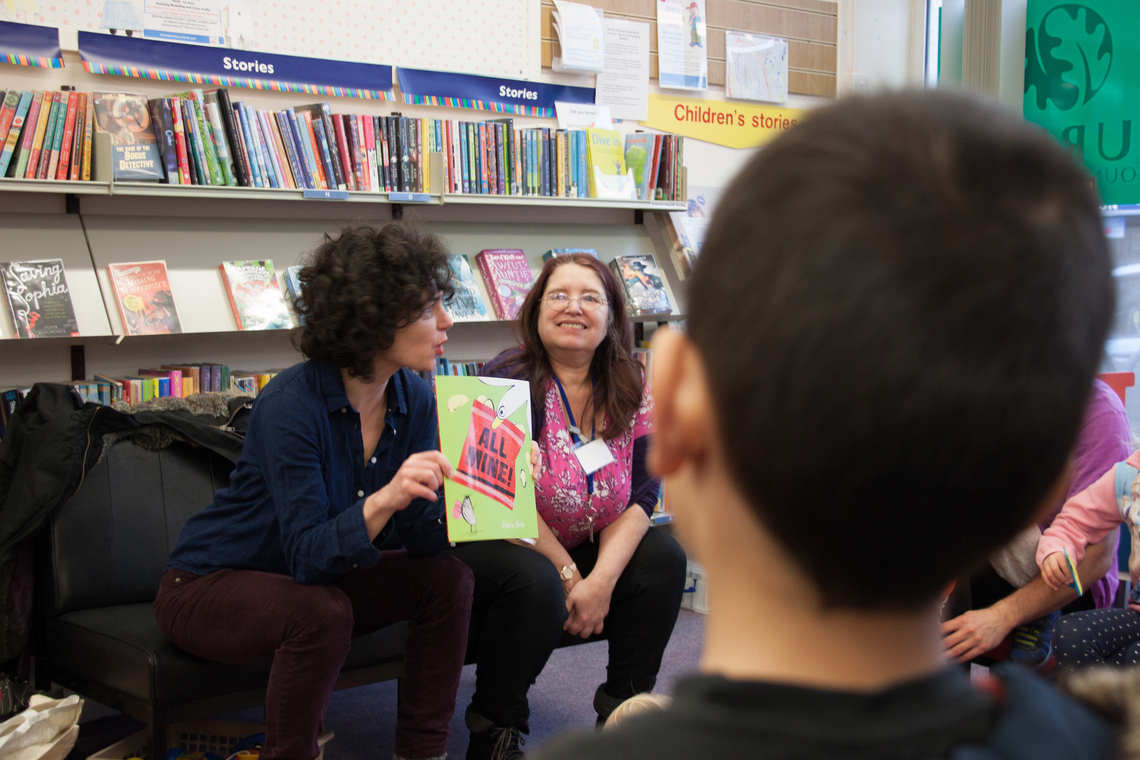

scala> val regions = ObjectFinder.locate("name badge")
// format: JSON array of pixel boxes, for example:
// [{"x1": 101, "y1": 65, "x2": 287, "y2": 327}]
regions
[{"x1": 574, "y1": 438, "x2": 615, "y2": 475}]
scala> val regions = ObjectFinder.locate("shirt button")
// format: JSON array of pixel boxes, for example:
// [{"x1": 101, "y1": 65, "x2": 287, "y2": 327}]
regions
[
  {"x1": 357, "y1": 490, "x2": 364, "y2": 497},
  {"x1": 341, "y1": 408, "x2": 347, "y2": 414},
  {"x1": 371, "y1": 457, "x2": 376, "y2": 464},
  {"x1": 352, "y1": 564, "x2": 358, "y2": 568}
]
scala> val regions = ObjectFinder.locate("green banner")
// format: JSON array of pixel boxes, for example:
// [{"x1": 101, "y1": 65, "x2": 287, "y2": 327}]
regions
[{"x1": 1024, "y1": 1, "x2": 1137, "y2": 204}]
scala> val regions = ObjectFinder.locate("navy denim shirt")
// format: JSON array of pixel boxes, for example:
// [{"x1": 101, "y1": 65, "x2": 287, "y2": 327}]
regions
[{"x1": 166, "y1": 360, "x2": 447, "y2": 584}]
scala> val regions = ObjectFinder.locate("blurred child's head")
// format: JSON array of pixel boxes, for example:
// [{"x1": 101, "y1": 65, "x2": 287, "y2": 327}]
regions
[
  {"x1": 651, "y1": 90, "x2": 1112, "y2": 612},
  {"x1": 604, "y1": 693, "x2": 672, "y2": 730}
]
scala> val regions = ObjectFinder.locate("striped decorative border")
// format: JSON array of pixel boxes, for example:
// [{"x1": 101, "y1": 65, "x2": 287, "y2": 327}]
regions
[
  {"x1": 402, "y1": 93, "x2": 553, "y2": 118},
  {"x1": 1, "y1": 52, "x2": 64, "y2": 68},
  {"x1": 81, "y1": 61, "x2": 396, "y2": 101}
]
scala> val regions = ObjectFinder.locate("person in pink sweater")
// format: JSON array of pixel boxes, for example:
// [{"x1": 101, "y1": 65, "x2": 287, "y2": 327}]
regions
[{"x1": 1039, "y1": 441, "x2": 1140, "y2": 666}]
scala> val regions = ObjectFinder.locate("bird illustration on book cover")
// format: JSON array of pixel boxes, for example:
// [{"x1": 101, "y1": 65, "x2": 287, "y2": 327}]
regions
[{"x1": 436, "y1": 376, "x2": 538, "y2": 543}]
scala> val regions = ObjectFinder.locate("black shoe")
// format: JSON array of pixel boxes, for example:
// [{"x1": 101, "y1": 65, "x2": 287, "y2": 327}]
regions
[
  {"x1": 466, "y1": 708, "x2": 526, "y2": 760},
  {"x1": 593, "y1": 683, "x2": 626, "y2": 727}
]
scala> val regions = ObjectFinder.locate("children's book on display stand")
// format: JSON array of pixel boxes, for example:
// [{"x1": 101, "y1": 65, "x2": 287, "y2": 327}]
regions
[{"x1": 436, "y1": 375, "x2": 538, "y2": 543}]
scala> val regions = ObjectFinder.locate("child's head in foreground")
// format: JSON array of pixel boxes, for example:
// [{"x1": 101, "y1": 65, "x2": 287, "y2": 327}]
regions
[{"x1": 652, "y1": 90, "x2": 1113, "y2": 612}]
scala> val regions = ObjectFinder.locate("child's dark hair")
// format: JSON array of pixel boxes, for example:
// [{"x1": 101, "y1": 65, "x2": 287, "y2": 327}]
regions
[
  {"x1": 293, "y1": 223, "x2": 454, "y2": 381},
  {"x1": 689, "y1": 91, "x2": 1113, "y2": 610}
]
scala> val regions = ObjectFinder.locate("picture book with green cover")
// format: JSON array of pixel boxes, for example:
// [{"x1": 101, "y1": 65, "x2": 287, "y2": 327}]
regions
[{"x1": 436, "y1": 375, "x2": 538, "y2": 542}]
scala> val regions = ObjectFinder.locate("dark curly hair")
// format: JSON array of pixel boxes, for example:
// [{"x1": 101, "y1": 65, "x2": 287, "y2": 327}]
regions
[{"x1": 292, "y1": 223, "x2": 454, "y2": 381}]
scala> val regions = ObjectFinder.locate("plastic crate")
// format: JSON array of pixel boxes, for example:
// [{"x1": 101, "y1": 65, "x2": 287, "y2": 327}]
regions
[{"x1": 88, "y1": 720, "x2": 333, "y2": 760}]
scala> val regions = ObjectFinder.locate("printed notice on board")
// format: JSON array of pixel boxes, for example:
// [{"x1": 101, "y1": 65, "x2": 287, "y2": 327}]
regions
[
  {"x1": 656, "y1": 0, "x2": 708, "y2": 91},
  {"x1": 595, "y1": 17, "x2": 650, "y2": 121},
  {"x1": 552, "y1": 0, "x2": 605, "y2": 73},
  {"x1": 142, "y1": 0, "x2": 224, "y2": 45}
]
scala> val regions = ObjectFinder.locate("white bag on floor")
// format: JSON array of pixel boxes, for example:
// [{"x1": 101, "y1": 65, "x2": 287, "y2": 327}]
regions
[{"x1": 0, "y1": 694, "x2": 83, "y2": 760}]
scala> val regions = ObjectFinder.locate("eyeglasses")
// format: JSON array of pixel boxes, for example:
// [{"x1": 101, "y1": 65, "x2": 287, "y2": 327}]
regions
[{"x1": 541, "y1": 293, "x2": 608, "y2": 312}]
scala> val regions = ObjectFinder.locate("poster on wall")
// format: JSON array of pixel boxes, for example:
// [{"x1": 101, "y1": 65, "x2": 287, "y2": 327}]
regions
[
  {"x1": 1024, "y1": 0, "x2": 1139, "y2": 205},
  {"x1": 141, "y1": 0, "x2": 224, "y2": 46},
  {"x1": 656, "y1": 0, "x2": 707, "y2": 91},
  {"x1": 595, "y1": 17, "x2": 650, "y2": 121},
  {"x1": 724, "y1": 32, "x2": 788, "y2": 104}
]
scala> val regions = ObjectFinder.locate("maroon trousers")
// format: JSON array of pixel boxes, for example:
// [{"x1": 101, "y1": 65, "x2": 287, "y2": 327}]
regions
[{"x1": 154, "y1": 551, "x2": 473, "y2": 760}]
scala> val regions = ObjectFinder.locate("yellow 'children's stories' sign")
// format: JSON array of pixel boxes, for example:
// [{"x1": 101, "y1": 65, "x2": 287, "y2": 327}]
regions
[{"x1": 640, "y1": 93, "x2": 807, "y2": 150}]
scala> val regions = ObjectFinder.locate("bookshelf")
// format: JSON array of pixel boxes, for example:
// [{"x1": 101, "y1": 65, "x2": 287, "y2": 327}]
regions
[
  {"x1": 0, "y1": 58, "x2": 693, "y2": 389},
  {"x1": 0, "y1": 186, "x2": 688, "y2": 386}
]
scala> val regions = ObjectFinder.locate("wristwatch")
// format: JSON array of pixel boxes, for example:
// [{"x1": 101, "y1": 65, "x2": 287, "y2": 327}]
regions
[{"x1": 559, "y1": 562, "x2": 577, "y2": 581}]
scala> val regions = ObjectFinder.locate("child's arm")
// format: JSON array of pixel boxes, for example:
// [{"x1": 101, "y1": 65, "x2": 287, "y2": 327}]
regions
[{"x1": 1036, "y1": 464, "x2": 1122, "y2": 569}]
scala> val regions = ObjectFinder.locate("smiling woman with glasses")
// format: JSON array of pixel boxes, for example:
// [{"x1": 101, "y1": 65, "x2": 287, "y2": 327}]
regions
[{"x1": 449, "y1": 253, "x2": 687, "y2": 760}]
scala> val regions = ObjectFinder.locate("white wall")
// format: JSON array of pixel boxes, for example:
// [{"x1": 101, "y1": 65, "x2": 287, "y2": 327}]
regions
[{"x1": 842, "y1": 0, "x2": 928, "y2": 92}]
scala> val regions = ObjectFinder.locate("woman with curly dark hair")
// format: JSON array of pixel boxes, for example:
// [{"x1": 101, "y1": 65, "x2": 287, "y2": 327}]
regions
[
  {"x1": 452, "y1": 254, "x2": 687, "y2": 759},
  {"x1": 155, "y1": 223, "x2": 473, "y2": 760}
]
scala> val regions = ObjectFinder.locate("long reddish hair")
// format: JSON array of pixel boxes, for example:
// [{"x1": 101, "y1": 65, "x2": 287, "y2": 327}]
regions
[{"x1": 494, "y1": 254, "x2": 644, "y2": 440}]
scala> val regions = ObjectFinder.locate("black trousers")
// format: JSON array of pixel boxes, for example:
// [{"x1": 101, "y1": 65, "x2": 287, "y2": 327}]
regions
[{"x1": 450, "y1": 527, "x2": 687, "y2": 732}]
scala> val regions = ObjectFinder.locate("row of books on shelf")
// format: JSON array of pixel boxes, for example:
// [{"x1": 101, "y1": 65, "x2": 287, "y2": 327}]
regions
[
  {"x1": 0, "y1": 364, "x2": 277, "y2": 434},
  {"x1": 0, "y1": 85, "x2": 687, "y2": 202},
  {"x1": 0, "y1": 247, "x2": 673, "y2": 339},
  {"x1": 0, "y1": 88, "x2": 93, "y2": 181}
]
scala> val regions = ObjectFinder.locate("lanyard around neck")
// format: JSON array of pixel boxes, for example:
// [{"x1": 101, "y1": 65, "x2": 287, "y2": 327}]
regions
[{"x1": 553, "y1": 375, "x2": 595, "y2": 495}]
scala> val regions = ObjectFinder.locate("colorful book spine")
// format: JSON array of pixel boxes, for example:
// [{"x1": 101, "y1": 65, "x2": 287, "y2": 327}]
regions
[
  {"x1": 148, "y1": 98, "x2": 176, "y2": 183},
  {"x1": 12, "y1": 91, "x2": 43, "y2": 179},
  {"x1": 414, "y1": 117, "x2": 424, "y2": 193},
  {"x1": 314, "y1": 103, "x2": 344, "y2": 190},
  {"x1": 330, "y1": 113, "x2": 353, "y2": 191},
  {"x1": 362, "y1": 115, "x2": 375, "y2": 192},
  {"x1": 281, "y1": 111, "x2": 312, "y2": 189},
  {"x1": 349, "y1": 114, "x2": 366, "y2": 190},
  {"x1": 291, "y1": 110, "x2": 323, "y2": 190},
  {"x1": 170, "y1": 97, "x2": 192, "y2": 185},
  {"x1": 235, "y1": 103, "x2": 264, "y2": 187},
  {"x1": 34, "y1": 93, "x2": 60, "y2": 180},
  {"x1": 42, "y1": 92, "x2": 69, "y2": 180},
  {"x1": 266, "y1": 111, "x2": 295, "y2": 188},
  {"x1": 203, "y1": 97, "x2": 236, "y2": 186},
  {"x1": 216, "y1": 89, "x2": 249, "y2": 187},
  {"x1": 68, "y1": 92, "x2": 86, "y2": 182},
  {"x1": 54, "y1": 92, "x2": 78, "y2": 180},
  {"x1": 182, "y1": 98, "x2": 207, "y2": 184},
  {"x1": 0, "y1": 91, "x2": 32, "y2": 177},
  {"x1": 25, "y1": 91, "x2": 54, "y2": 179},
  {"x1": 309, "y1": 111, "x2": 339, "y2": 191},
  {"x1": 80, "y1": 97, "x2": 93, "y2": 181},
  {"x1": 0, "y1": 90, "x2": 17, "y2": 148},
  {"x1": 188, "y1": 91, "x2": 223, "y2": 185},
  {"x1": 252, "y1": 109, "x2": 280, "y2": 188},
  {"x1": 377, "y1": 117, "x2": 390, "y2": 191}
]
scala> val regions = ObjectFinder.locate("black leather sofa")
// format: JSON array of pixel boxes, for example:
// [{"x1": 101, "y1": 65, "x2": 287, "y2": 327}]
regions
[{"x1": 34, "y1": 427, "x2": 606, "y2": 758}]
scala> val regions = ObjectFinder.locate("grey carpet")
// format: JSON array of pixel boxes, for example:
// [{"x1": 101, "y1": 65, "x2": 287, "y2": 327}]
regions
[{"x1": 219, "y1": 608, "x2": 706, "y2": 759}]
